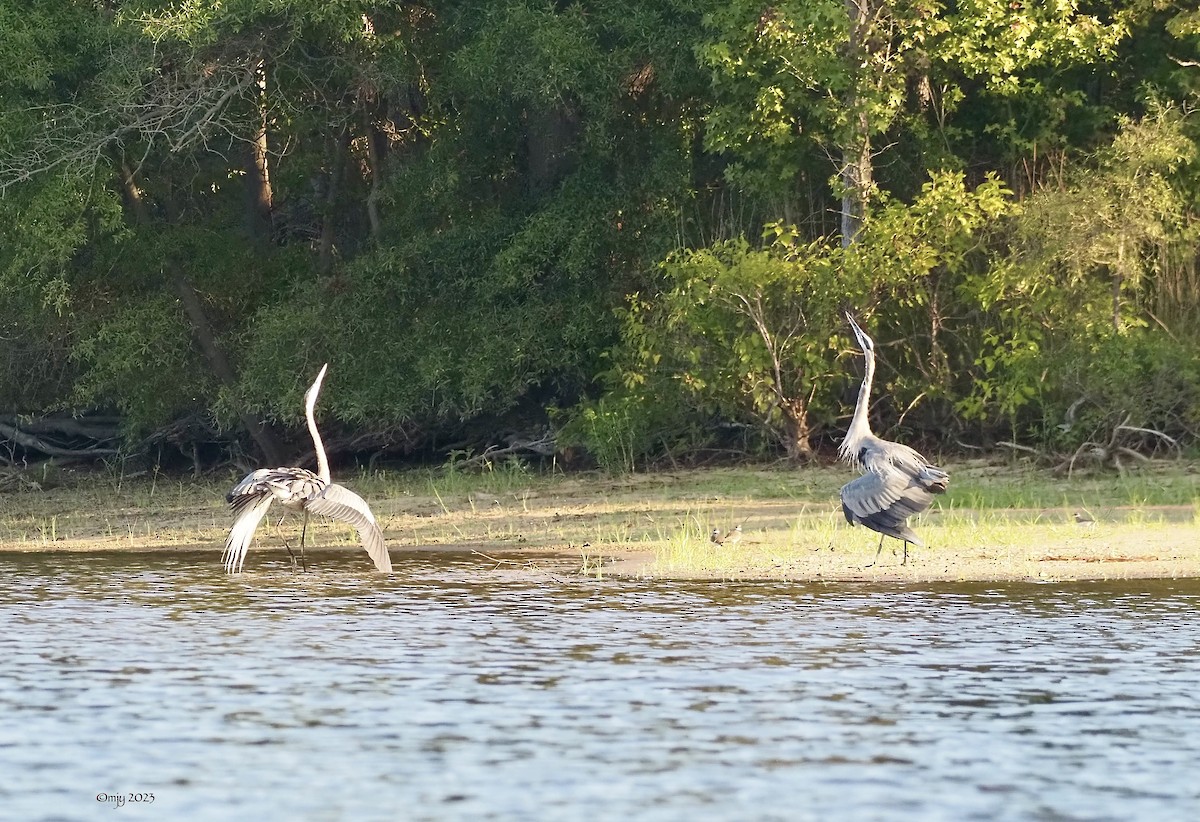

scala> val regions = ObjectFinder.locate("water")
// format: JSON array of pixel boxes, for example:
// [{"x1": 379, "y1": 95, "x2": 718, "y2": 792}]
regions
[{"x1": 2, "y1": 550, "x2": 1200, "y2": 821}]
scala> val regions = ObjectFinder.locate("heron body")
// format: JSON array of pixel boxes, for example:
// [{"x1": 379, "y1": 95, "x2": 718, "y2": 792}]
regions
[
  {"x1": 839, "y1": 314, "x2": 949, "y2": 566},
  {"x1": 222, "y1": 364, "x2": 393, "y2": 574}
]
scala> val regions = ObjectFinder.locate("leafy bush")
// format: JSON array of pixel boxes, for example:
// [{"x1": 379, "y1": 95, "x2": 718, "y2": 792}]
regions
[{"x1": 1046, "y1": 330, "x2": 1200, "y2": 449}]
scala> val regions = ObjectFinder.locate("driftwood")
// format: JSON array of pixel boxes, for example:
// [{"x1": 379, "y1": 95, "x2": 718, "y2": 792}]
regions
[
  {"x1": 0, "y1": 416, "x2": 121, "y2": 461},
  {"x1": 0, "y1": 468, "x2": 45, "y2": 491},
  {"x1": 997, "y1": 440, "x2": 1042, "y2": 456},
  {"x1": 0, "y1": 414, "x2": 121, "y2": 438},
  {"x1": 1055, "y1": 414, "x2": 1180, "y2": 477},
  {"x1": 449, "y1": 431, "x2": 557, "y2": 470},
  {"x1": 994, "y1": 416, "x2": 1180, "y2": 477}
]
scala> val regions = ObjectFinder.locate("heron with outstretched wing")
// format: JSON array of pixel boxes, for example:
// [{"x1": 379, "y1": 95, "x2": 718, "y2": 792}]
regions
[
  {"x1": 223, "y1": 364, "x2": 392, "y2": 574},
  {"x1": 839, "y1": 313, "x2": 948, "y2": 566}
]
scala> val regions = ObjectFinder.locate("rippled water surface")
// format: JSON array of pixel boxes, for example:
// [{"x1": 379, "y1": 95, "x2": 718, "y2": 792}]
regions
[{"x1": 3, "y1": 550, "x2": 1200, "y2": 821}]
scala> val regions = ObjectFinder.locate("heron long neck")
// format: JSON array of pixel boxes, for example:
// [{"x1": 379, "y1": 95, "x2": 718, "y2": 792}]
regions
[
  {"x1": 842, "y1": 346, "x2": 875, "y2": 460},
  {"x1": 305, "y1": 386, "x2": 330, "y2": 484}
]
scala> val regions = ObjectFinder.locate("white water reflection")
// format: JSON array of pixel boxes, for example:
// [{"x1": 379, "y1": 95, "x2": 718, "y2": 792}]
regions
[{"x1": 2, "y1": 551, "x2": 1200, "y2": 820}]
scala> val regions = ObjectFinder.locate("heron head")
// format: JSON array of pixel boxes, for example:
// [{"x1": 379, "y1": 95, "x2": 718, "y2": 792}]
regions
[
  {"x1": 845, "y1": 312, "x2": 874, "y2": 354},
  {"x1": 305, "y1": 363, "x2": 330, "y2": 404}
]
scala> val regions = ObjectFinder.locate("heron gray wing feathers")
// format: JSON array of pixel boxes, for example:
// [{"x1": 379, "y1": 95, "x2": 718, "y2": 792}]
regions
[
  {"x1": 305, "y1": 483, "x2": 392, "y2": 573},
  {"x1": 841, "y1": 443, "x2": 948, "y2": 546},
  {"x1": 840, "y1": 313, "x2": 950, "y2": 560},
  {"x1": 840, "y1": 468, "x2": 931, "y2": 546},
  {"x1": 224, "y1": 467, "x2": 326, "y2": 574}
]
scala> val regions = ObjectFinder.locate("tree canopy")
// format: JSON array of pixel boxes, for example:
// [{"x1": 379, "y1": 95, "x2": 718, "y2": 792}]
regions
[{"x1": 1, "y1": 0, "x2": 1198, "y2": 471}]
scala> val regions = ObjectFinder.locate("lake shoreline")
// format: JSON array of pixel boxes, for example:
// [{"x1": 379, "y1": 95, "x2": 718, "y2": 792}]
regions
[
  {"x1": 5, "y1": 526, "x2": 1199, "y2": 585},
  {"x1": 2, "y1": 461, "x2": 1196, "y2": 583}
]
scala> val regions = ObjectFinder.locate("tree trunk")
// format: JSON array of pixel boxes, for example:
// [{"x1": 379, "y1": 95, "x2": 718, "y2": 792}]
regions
[
  {"x1": 362, "y1": 105, "x2": 386, "y2": 241},
  {"x1": 782, "y1": 397, "x2": 814, "y2": 462},
  {"x1": 318, "y1": 127, "x2": 351, "y2": 274},
  {"x1": 244, "y1": 58, "x2": 274, "y2": 247},
  {"x1": 1112, "y1": 240, "x2": 1125, "y2": 332},
  {"x1": 119, "y1": 161, "x2": 149, "y2": 223},
  {"x1": 524, "y1": 103, "x2": 579, "y2": 195},
  {"x1": 840, "y1": 0, "x2": 872, "y2": 247},
  {"x1": 171, "y1": 273, "x2": 287, "y2": 466}
]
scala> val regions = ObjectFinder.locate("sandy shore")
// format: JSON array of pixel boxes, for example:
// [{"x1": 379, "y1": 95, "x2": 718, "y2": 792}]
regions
[{"x1": 2, "y1": 465, "x2": 1197, "y2": 582}]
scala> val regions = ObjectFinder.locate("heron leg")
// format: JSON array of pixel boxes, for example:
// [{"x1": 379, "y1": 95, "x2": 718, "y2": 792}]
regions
[
  {"x1": 865, "y1": 534, "x2": 885, "y2": 568},
  {"x1": 299, "y1": 510, "x2": 309, "y2": 573},
  {"x1": 901, "y1": 541, "x2": 909, "y2": 566},
  {"x1": 282, "y1": 538, "x2": 298, "y2": 573}
]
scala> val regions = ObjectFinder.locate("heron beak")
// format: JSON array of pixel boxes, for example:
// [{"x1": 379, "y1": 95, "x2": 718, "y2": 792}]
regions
[
  {"x1": 846, "y1": 313, "x2": 875, "y2": 355},
  {"x1": 845, "y1": 313, "x2": 864, "y2": 341},
  {"x1": 307, "y1": 363, "x2": 329, "y2": 399}
]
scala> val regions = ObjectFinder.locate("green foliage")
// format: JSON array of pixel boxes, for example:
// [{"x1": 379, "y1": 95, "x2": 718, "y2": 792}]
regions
[
  {"x1": 229, "y1": 178, "x2": 636, "y2": 432},
  {"x1": 700, "y1": 0, "x2": 1125, "y2": 199},
  {"x1": 959, "y1": 105, "x2": 1199, "y2": 441},
  {"x1": 0, "y1": 0, "x2": 1197, "y2": 469},
  {"x1": 71, "y1": 296, "x2": 212, "y2": 434},
  {"x1": 557, "y1": 395, "x2": 647, "y2": 476},
  {"x1": 1048, "y1": 330, "x2": 1200, "y2": 450},
  {"x1": 601, "y1": 236, "x2": 852, "y2": 462},
  {"x1": 846, "y1": 172, "x2": 1015, "y2": 416},
  {"x1": 1014, "y1": 102, "x2": 1193, "y2": 316}
]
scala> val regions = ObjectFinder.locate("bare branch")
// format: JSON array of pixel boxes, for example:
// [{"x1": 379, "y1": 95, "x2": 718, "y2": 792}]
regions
[
  {"x1": 448, "y1": 432, "x2": 557, "y2": 470},
  {"x1": 997, "y1": 440, "x2": 1041, "y2": 455},
  {"x1": 1113, "y1": 424, "x2": 1177, "y2": 447},
  {"x1": 0, "y1": 51, "x2": 263, "y2": 194}
]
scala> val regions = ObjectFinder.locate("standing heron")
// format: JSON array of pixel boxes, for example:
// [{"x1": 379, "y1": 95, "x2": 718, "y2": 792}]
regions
[
  {"x1": 839, "y1": 313, "x2": 949, "y2": 566},
  {"x1": 223, "y1": 363, "x2": 393, "y2": 574}
]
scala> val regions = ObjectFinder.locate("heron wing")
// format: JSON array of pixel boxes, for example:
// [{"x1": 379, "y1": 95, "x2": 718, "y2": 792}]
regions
[
  {"x1": 305, "y1": 483, "x2": 392, "y2": 573},
  {"x1": 917, "y1": 463, "x2": 950, "y2": 493},
  {"x1": 223, "y1": 493, "x2": 274, "y2": 573},
  {"x1": 885, "y1": 444, "x2": 951, "y2": 494},
  {"x1": 840, "y1": 465, "x2": 935, "y2": 545},
  {"x1": 841, "y1": 466, "x2": 907, "y2": 519}
]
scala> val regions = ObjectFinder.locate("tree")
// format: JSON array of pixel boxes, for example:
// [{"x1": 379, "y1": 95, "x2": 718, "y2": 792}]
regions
[
  {"x1": 700, "y1": 0, "x2": 1124, "y2": 244},
  {"x1": 612, "y1": 236, "x2": 849, "y2": 461}
]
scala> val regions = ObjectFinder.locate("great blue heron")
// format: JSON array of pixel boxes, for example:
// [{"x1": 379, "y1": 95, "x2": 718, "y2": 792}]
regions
[
  {"x1": 839, "y1": 313, "x2": 949, "y2": 566},
  {"x1": 223, "y1": 363, "x2": 393, "y2": 574}
]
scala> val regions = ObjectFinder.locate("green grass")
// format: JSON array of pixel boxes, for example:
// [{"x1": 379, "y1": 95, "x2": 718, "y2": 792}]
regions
[
  {"x1": 350, "y1": 459, "x2": 563, "y2": 500},
  {"x1": 948, "y1": 467, "x2": 1199, "y2": 510},
  {"x1": 646, "y1": 482, "x2": 1199, "y2": 580},
  {"x1": 348, "y1": 456, "x2": 1199, "y2": 515}
]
